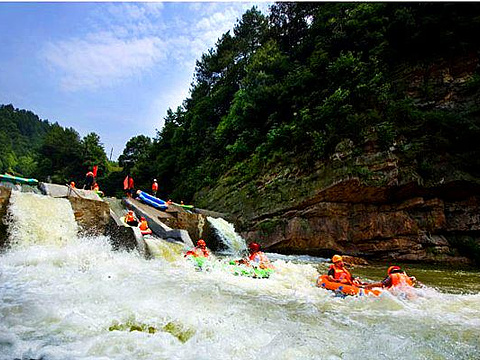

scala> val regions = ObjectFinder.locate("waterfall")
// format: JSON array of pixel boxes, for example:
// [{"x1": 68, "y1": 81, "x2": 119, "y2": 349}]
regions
[
  {"x1": 144, "y1": 237, "x2": 184, "y2": 262},
  {"x1": 6, "y1": 191, "x2": 78, "y2": 248},
  {"x1": 207, "y1": 216, "x2": 247, "y2": 255}
]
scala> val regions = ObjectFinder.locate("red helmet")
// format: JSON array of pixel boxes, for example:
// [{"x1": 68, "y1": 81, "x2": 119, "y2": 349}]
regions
[
  {"x1": 387, "y1": 266, "x2": 401, "y2": 275},
  {"x1": 197, "y1": 239, "x2": 206, "y2": 247},
  {"x1": 140, "y1": 217, "x2": 146, "y2": 221},
  {"x1": 248, "y1": 242, "x2": 260, "y2": 252}
]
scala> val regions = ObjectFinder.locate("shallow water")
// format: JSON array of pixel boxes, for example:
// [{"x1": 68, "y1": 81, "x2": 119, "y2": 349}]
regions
[{"x1": 1, "y1": 192, "x2": 479, "y2": 360}]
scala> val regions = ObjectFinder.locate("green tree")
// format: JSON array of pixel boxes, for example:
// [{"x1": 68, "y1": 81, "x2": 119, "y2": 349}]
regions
[{"x1": 37, "y1": 124, "x2": 83, "y2": 183}]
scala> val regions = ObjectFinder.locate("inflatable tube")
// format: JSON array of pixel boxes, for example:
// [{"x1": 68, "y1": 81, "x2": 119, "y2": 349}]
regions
[
  {"x1": 0, "y1": 173, "x2": 38, "y2": 185},
  {"x1": 185, "y1": 255, "x2": 211, "y2": 270},
  {"x1": 318, "y1": 275, "x2": 382, "y2": 297},
  {"x1": 173, "y1": 202, "x2": 194, "y2": 209},
  {"x1": 137, "y1": 191, "x2": 168, "y2": 210},
  {"x1": 121, "y1": 215, "x2": 152, "y2": 236},
  {"x1": 228, "y1": 262, "x2": 273, "y2": 279},
  {"x1": 120, "y1": 216, "x2": 135, "y2": 227},
  {"x1": 140, "y1": 228, "x2": 152, "y2": 236}
]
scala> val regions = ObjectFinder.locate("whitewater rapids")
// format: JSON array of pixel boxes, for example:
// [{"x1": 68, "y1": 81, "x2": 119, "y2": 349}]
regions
[{"x1": 0, "y1": 192, "x2": 479, "y2": 359}]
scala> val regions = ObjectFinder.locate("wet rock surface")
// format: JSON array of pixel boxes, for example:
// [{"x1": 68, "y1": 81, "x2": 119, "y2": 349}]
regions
[
  {"x1": 0, "y1": 186, "x2": 11, "y2": 249},
  {"x1": 242, "y1": 181, "x2": 479, "y2": 265}
]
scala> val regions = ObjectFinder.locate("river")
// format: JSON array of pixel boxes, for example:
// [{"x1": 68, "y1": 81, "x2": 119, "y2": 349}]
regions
[{"x1": 1, "y1": 192, "x2": 479, "y2": 359}]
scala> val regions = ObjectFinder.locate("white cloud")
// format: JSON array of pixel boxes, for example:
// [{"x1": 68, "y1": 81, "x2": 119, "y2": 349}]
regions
[
  {"x1": 41, "y1": 2, "x2": 271, "y2": 92},
  {"x1": 43, "y1": 34, "x2": 166, "y2": 91}
]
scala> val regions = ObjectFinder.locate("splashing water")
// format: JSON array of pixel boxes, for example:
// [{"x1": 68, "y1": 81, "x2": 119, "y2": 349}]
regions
[
  {"x1": 144, "y1": 237, "x2": 184, "y2": 262},
  {"x1": 6, "y1": 192, "x2": 78, "y2": 248},
  {"x1": 1, "y1": 192, "x2": 479, "y2": 359},
  {"x1": 207, "y1": 216, "x2": 247, "y2": 255}
]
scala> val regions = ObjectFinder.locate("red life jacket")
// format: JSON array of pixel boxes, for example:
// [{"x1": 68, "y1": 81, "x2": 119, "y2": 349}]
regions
[
  {"x1": 329, "y1": 264, "x2": 353, "y2": 284},
  {"x1": 249, "y1": 251, "x2": 273, "y2": 269},
  {"x1": 389, "y1": 273, "x2": 413, "y2": 288},
  {"x1": 152, "y1": 182, "x2": 158, "y2": 191},
  {"x1": 186, "y1": 247, "x2": 209, "y2": 258},
  {"x1": 139, "y1": 220, "x2": 149, "y2": 231},
  {"x1": 125, "y1": 214, "x2": 135, "y2": 223}
]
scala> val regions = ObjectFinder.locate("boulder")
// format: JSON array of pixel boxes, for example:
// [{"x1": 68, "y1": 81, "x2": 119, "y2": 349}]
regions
[{"x1": 0, "y1": 186, "x2": 12, "y2": 249}]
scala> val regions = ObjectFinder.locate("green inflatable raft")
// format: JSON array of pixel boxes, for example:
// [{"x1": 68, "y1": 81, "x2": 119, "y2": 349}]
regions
[
  {"x1": 185, "y1": 256, "x2": 273, "y2": 278},
  {"x1": 227, "y1": 261, "x2": 274, "y2": 279},
  {"x1": 0, "y1": 173, "x2": 38, "y2": 185},
  {"x1": 173, "y1": 202, "x2": 194, "y2": 210}
]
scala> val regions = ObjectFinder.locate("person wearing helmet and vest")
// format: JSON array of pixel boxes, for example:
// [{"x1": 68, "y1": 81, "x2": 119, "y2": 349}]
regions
[
  {"x1": 185, "y1": 239, "x2": 210, "y2": 258},
  {"x1": 364, "y1": 266, "x2": 416, "y2": 289},
  {"x1": 325, "y1": 255, "x2": 357, "y2": 285},
  {"x1": 138, "y1": 216, "x2": 152, "y2": 235},
  {"x1": 125, "y1": 210, "x2": 138, "y2": 227},
  {"x1": 84, "y1": 171, "x2": 95, "y2": 190},
  {"x1": 151, "y1": 179, "x2": 158, "y2": 197},
  {"x1": 247, "y1": 242, "x2": 274, "y2": 269}
]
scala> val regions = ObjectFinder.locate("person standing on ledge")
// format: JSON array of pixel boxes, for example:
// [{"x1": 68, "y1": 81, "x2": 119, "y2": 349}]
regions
[
  {"x1": 151, "y1": 179, "x2": 158, "y2": 197},
  {"x1": 84, "y1": 171, "x2": 95, "y2": 190},
  {"x1": 123, "y1": 175, "x2": 135, "y2": 198}
]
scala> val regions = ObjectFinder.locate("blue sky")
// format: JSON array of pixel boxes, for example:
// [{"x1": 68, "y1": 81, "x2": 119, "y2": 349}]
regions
[{"x1": 0, "y1": 2, "x2": 270, "y2": 160}]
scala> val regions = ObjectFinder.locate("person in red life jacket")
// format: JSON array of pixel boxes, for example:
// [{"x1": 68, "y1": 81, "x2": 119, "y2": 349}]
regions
[
  {"x1": 247, "y1": 242, "x2": 274, "y2": 269},
  {"x1": 128, "y1": 176, "x2": 135, "y2": 197},
  {"x1": 92, "y1": 182, "x2": 103, "y2": 196},
  {"x1": 364, "y1": 266, "x2": 416, "y2": 290},
  {"x1": 70, "y1": 181, "x2": 75, "y2": 188},
  {"x1": 138, "y1": 216, "x2": 152, "y2": 235},
  {"x1": 323, "y1": 255, "x2": 363, "y2": 286},
  {"x1": 151, "y1": 179, "x2": 159, "y2": 197},
  {"x1": 166, "y1": 199, "x2": 173, "y2": 205},
  {"x1": 125, "y1": 210, "x2": 138, "y2": 227},
  {"x1": 185, "y1": 239, "x2": 210, "y2": 258},
  {"x1": 84, "y1": 171, "x2": 95, "y2": 190}
]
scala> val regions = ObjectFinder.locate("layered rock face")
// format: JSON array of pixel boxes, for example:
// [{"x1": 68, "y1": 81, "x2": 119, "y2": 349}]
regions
[{"x1": 243, "y1": 179, "x2": 479, "y2": 264}]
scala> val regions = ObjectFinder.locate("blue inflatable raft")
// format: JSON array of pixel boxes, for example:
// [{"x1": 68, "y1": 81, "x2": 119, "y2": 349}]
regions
[{"x1": 137, "y1": 191, "x2": 168, "y2": 210}]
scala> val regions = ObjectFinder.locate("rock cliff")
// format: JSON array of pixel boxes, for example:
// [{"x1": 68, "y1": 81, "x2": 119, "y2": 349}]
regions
[{"x1": 196, "y1": 55, "x2": 480, "y2": 265}]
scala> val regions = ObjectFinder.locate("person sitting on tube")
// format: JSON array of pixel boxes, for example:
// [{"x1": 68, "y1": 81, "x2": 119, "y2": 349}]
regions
[
  {"x1": 138, "y1": 217, "x2": 151, "y2": 233},
  {"x1": 185, "y1": 239, "x2": 210, "y2": 258},
  {"x1": 363, "y1": 266, "x2": 417, "y2": 290},
  {"x1": 125, "y1": 210, "x2": 138, "y2": 227},
  {"x1": 247, "y1": 242, "x2": 274, "y2": 269},
  {"x1": 321, "y1": 255, "x2": 364, "y2": 286}
]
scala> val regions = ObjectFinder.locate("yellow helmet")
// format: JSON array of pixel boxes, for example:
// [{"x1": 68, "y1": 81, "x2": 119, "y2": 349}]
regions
[{"x1": 332, "y1": 255, "x2": 343, "y2": 263}]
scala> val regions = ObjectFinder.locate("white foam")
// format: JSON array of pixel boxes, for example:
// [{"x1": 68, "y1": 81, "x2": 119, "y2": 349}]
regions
[{"x1": 0, "y1": 193, "x2": 479, "y2": 359}]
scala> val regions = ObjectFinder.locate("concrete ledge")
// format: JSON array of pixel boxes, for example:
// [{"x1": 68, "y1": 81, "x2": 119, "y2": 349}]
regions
[
  {"x1": 68, "y1": 196, "x2": 110, "y2": 236},
  {"x1": 123, "y1": 197, "x2": 194, "y2": 247},
  {"x1": 105, "y1": 209, "x2": 147, "y2": 256},
  {"x1": 39, "y1": 182, "x2": 102, "y2": 201}
]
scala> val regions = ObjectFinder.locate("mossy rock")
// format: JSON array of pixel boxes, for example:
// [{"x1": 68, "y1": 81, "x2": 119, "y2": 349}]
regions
[
  {"x1": 108, "y1": 320, "x2": 157, "y2": 334},
  {"x1": 162, "y1": 321, "x2": 195, "y2": 343},
  {"x1": 109, "y1": 319, "x2": 195, "y2": 343}
]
